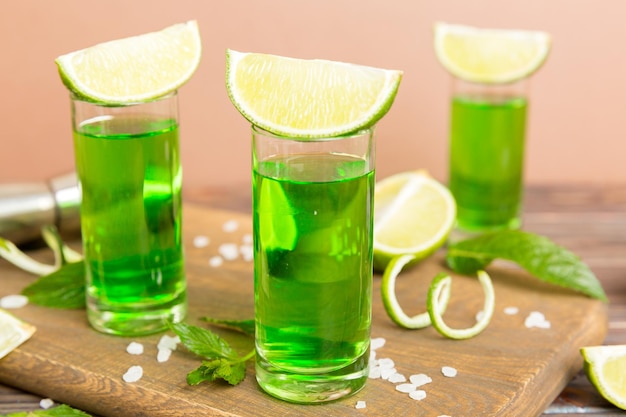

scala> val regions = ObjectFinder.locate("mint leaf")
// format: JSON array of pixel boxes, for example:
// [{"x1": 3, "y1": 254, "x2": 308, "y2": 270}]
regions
[
  {"x1": 170, "y1": 322, "x2": 239, "y2": 359},
  {"x1": 201, "y1": 317, "x2": 255, "y2": 336},
  {"x1": 446, "y1": 230, "x2": 608, "y2": 302},
  {"x1": 21, "y1": 262, "x2": 86, "y2": 309},
  {"x1": 187, "y1": 358, "x2": 247, "y2": 386}
]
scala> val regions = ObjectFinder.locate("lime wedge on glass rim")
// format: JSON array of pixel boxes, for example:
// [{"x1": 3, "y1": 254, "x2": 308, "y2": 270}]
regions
[
  {"x1": 55, "y1": 20, "x2": 201, "y2": 104},
  {"x1": 225, "y1": 49, "x2": 403, "y2": 138},
  {"x1": 433, "y1": 21, "x2": 551, "y2": 84}
]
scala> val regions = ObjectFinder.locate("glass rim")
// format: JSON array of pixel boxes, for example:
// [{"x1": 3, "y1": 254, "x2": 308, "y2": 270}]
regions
[
  {"x1": 251, "y1": 125, "x2": 374, "y2": 142},
  {"x1": 70, "y1": 90, "x2": 178, "y2": 107}
]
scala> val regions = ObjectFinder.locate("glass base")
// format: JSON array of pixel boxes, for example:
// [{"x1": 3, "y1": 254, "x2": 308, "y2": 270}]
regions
[
  {"x1": 87, "y1": 292, "x2": 187, "y2": 336},
  {"x1": 255, "y1": 349, "x2": 369, "y2": 404}
]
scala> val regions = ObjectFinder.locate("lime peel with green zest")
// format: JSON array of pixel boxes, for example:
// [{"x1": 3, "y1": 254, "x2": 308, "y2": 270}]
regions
[
  {"x1": 428, "y1": 270, "x2": 495, "y2": 340},
  {"x1": 381, "y1": 254, "x2": 451, "y2": 329}
]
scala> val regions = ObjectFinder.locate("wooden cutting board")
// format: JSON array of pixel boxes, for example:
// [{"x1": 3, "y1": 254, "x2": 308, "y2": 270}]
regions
[{"x1": 0, "y1": 204, "x2": 608, "y2": 417}]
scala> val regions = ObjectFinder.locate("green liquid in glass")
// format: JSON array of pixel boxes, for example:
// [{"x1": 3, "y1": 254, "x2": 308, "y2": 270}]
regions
[
  {"x1": 74, "y1": 115, "x2": 186, "y2": 335},
  {"x1": 253, "y1": 153, "x2": 373, "y2": 403},
  {"x1": 449, "y1": 94, "x2": 527, "y2": 232}
]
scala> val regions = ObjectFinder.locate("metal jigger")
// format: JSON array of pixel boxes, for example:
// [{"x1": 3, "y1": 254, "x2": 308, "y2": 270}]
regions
[{"x1": 0, "y1": 172, "x2": 80, "y2": 245}]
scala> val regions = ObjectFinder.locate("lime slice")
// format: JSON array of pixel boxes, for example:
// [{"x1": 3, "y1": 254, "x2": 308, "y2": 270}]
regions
[
  {"x1": 0, "y1": 309, "x2": 35, "y2": 359},
  {"x1": 225, "y1": 49, "x2": 402, "y2": 138},
  {"x1": 427, "y1": 270, "x2": 495, "y2": 339},
  {"x1": 581, "y1": 345, "x2": 626, "y2": 410},
  {"x1": 55, "y1": 20, "x2": 201, "y2": 104},
  {"x1": 381, "y1": 254, "x2": 451, "y2": 329},
  {"x1": 434, "y1": 21, "x2": 551, "y2": 84},
  {"x1": 373, "y1": 171, "x2": 456, "y2": 272}
]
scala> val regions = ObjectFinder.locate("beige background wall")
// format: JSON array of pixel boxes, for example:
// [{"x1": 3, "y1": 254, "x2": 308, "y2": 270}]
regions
[{"x1": 0, "y1": 1, "x2": 623, "y2": 189}]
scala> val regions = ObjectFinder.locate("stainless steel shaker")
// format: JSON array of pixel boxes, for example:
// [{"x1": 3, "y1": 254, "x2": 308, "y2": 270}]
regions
[{"x1": 0, "y1": 172, "x2": 80, "y2": 245}]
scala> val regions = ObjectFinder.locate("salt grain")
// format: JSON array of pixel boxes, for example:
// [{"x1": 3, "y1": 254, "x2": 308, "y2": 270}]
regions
[
  {"x1": 380, "y1": 367, "x2": 397, "y2": 380},
  {"x1": 126, "y1": 342, "x2": 144, "y2": 355},
  {"x1": 0, "y1": 294, "x2": 28, "y2": 309},
  {"x1": 442, "y1": 366, "x2": 457, "y2": 377},
  {"x1": 371, "y1": 337, "x2": 386, "y2": 350},
  {"x1": 192, "y1": 235, "x2": 210, "y2": 248},
  {"x1": 242, "y1": 233, "x2": 253, "y2": 244},
  {"x1": 395, "y1": 383, "x2": 417, "y2": 393},
  {"x1": 157, "y1": 348, "x2": 172, "y2": 363},
  {"x1": 122, "y1": 365, "x2": 143, "y2": 383},
  {"x1": 240, "y1": 244, "x2": 254, "y2": 262},
  {"x1": 355, "y1": 400, "x2": 366, "y2": 409},
  {"x1": 158, "y1": 334, "x2": 180, "y2": 351},
  {"x1": 222, "y1": 220, "x2": 239, "y2": 233},
  {"x1": 388, "y1": 373, "x2": 407, "y2": 383},
  {"x1": 525, "y1": 311, "x2": 551, "y2": 329},
  {"x1": 409, "y1": 373, "x2": 432, "y2": 387},
  {"x1": 378, "y1": 358, "x2": 395, "y2": 369},
  {"x1": 39, "y1": 398, "x2": 54, "y2": 409},
  {"x1": 504, "y1": 306, "x2": 519, "y2": 315},
  {"x1": 218, "y1": 243, "x2": 239, "y2": 260},
  {"x1": 209, "y1": 256, "x2": 223, "y2": 267},
  {"x1": 368, "y1": 366, "x2": 382, "y2": 379},
  {"x1": 409, "y1": 390, "x2": 427, "y2": 401}
]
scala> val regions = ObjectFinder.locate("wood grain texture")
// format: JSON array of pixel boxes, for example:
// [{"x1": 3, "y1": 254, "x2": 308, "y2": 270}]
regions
[{"x1": 0, "y1": 204, "x2": 608, "y2": 417}]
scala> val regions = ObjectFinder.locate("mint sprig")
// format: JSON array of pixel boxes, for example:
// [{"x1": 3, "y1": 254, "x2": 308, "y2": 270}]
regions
[
  {"x1": 201, "y1": 317, "x2": 255, "y2": 336},
  {"x1": 170, "y1": 322, "x2": 254, "y2": 386},
  {"x1": 446, "y1": 230, "x2": 608, "y2": 302},
  {"x1": 2, "y1": 404, "x2": 91, "y2": 416}
]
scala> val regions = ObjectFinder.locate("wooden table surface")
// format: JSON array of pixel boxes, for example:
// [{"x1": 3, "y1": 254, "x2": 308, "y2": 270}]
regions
[{"x1": 1, "y1": 184, "x2": 625, "y2": 416}]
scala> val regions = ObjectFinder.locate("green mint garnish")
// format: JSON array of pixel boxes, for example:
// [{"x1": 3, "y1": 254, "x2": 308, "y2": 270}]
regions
[
  {"x1": 170, "y1": 322, "x2": 254, "y2": 386},
  {"x1": 445, "y1": 230, "x2": 608, "y2": 302},
  {"x1": 2, "y1": 404, "x2": 91, "y2": 416},
  {"x1": 21, "y1": 262, "x2": 86, "y2": 309}
]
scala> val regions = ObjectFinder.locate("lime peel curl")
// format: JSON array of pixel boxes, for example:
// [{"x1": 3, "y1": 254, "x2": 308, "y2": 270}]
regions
[
  {"x1": 428, "y1": 270, "x2": 495, "y2": 340},
  {"x1": 381, "y1": 254, "x2": 451, "y2": 329}
]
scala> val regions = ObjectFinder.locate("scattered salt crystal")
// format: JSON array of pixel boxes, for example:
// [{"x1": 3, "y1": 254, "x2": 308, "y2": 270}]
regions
[
  {"x1": 442, "y1": 366, "x2": 457, "y2": 377},
  {"x1": 122, "y1": 365, "x2": 143, "y2": 383},
  {"x1": 504, "y1": 306, "x2": 519, "y2": 315},
  {"x1": 378, "y1": 358, "x2": 395, "y2": 369},
  {"x1": 242, "y1": 233, "x2": 253, "y2": 244},
  {"x1": 371, "y1": 337, "x2": 386, "y2": 350},
  {"x1": 476, "y1": 310, "x2": 485, "y2": 321},
  {"x1": 438, "y1": 415, "x2": 452, "y2": 417},
  {"x1": 240, "y1": 244, "x2": 254, "y2": 261},
  {"x1": 157, "y1": 347, "x2": 172, "y2": 363},
  {"x1": 218, "y1": 243, "x2": 239, "y2": 260},
  {"x1": 381, "y1": 367, "x2": 397, "y2": 380},
  {"x1": 222, "y1": 220, "x2": 239, "y2": 233},
  {"x1": 0, "y1": 294, "x2": 28, "y2": 309},
  {"x1": 388, "y1": 373, "x2": 407, "y2": 383},
  {"x1": 209, "y1": 256, "x2": 223, "y2": 267},
  {"x1": 39, "y1": 398, "x2": 54, "y2": 409},
  {"x1": 368, "y1": 366, "x2": 382, "y2": 379},
  {"x1": 525, "y1": 311, "x2": 551, "y2": 329},
  {"x1": 126, "y1": 342, "x2": 144, "y2": 355},
  {"x1": 409, "y1": 390, "x2": 427, "y2": 401},
  {"x1": 395, "y1": 383, "x2": 417, "y2": 393},
  {"x1": 409, "y1": 373, "x2": 432, "y2": 387},
  {"x1": 192, "y1": 235, "x2": 210, "y2": 248},
  {"x1": 158, "y1": 334, "x2": 180, "y2": 351},
  {"x1": 355, "y1": 400, "x2": 366, "y2": 409}
]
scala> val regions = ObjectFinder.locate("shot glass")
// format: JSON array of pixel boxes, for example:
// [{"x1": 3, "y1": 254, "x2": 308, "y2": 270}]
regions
[
  {"x1": 448, "y1": 77, "x2": 528, "y2": 233},
  {"x1": 71, "y1": 92, "x2": 187, "y2": 336},
  {"x1": 252, "y1": 126, "x2": 375, "y2": 403}
]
